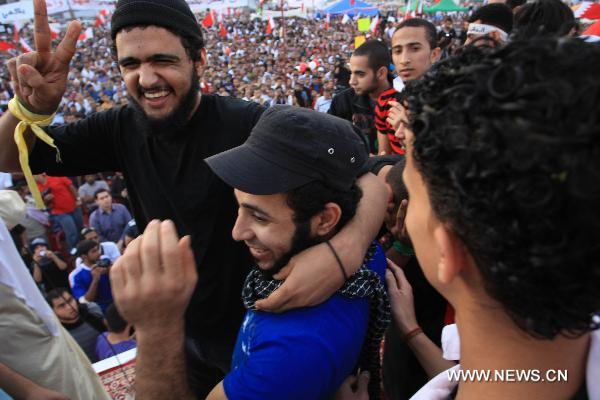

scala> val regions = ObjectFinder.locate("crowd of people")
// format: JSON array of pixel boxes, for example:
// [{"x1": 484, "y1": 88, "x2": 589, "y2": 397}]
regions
[{"x1": 0, "y1": 0, "x2": 599, "y2": 399}]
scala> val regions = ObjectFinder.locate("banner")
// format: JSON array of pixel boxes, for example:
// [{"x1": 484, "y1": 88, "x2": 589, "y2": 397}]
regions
[
  {"x1": 188, "y1": 0, "x2": 256, "y2": 12},
  {"x1": 46, "y1": 0, "x2": 117, "y2": 14},
  {"x1": 357, "y1": 17, "x2": 370, "y2": 32},
  {"x1": 0, "y1": 1, "x2": 34, "y2": 23}
]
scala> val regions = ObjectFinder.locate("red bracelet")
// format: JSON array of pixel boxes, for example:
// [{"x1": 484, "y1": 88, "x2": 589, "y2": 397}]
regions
[{"x1": 403, "y1": 326, "x2": 423, "y2": 342}]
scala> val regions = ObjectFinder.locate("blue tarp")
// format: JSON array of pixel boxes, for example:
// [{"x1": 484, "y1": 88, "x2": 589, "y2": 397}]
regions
[{"x1": 324, "y1": 0, "x2": 379, "y2": 16}]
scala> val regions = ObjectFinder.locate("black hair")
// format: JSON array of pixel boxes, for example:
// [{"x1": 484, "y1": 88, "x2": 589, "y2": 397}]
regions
[
  {"x1": 45, "y1": 287, "x2": 70, "y2": 306},
  {"x1": 404, "y1": 38, "x2": 600, "y2": 339},
  {"x1": 76, "y1": 240, "x2": 98, "y2": 257},
  {"x1": 395, "y1": 18, "x2": 439, "y2": 50},
  {"x1": 353, "y1": 40, "x2": 392, "y2": 74},
  {"x1": 513, "y1": 0, "x2": 575, "y2": 39},
  {"x1": 111, "y1": 24, "x2": 204, "y2": 63},
  {"x1": 105, "y1": 304, "x2": 128, "y2": 333},
  {"x1": 94, "y1": 188, "x2": 110, "y2": 199},
  {"x1": 385, "y1": 159, "x2": 408, "y2": 207},
  {"x1": 469, "y1": 3, "x2": 514, "y2": 34},
  {"x1": 506, "y1": 0, "x2": 526, "y2": 10},
  {"x1": 286, "y1": 181, "x2": 363, "y2": 234}
]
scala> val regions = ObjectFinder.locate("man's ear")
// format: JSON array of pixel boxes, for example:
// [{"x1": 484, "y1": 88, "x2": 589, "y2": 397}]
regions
[
  {"x1": 195, "y1": 48, "x2": 208, "y2": 76},
  {"x1": 431, "y1": 47, "x2": 442, "y2": 64},
  {"x1": 376, "y1": 66, "x2": 388, "y2": 82},
  {"x1": 313, "y1": 202, "x2": 342, "y2": 237},
  {"x1": 433, "y1": 225, "x2": 467, "y2": 284}
]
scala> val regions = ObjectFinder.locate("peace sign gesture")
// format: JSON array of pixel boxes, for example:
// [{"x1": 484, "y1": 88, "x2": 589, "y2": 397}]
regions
[{"x1": 7, "y1": 0, "x2": 81, "y2": 114}]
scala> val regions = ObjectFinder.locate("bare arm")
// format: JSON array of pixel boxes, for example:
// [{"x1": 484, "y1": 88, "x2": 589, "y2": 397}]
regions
[
  {"x1": 83, "y1": 267, "x2": 102, "y2": 302},
  {"x1": 32, "y1": 263, "x2": 42, "y2": 283},
  {"x1": 110, "y1": 220, "x2": 198, "y2": 400},
  {"x1": 405, "y1": 330, "x2": 456, "y2": 379},
  {"x1": 48, "y1": 251, "x2": 67, "y2": 270},
  {"x1": 255, "y1": 173, "x2": 388, "y2": 312},
  {"x1": 386, "y1": 260, "x2": 455, "y2": 379},
  {"x1": 377, "y1": 131, "x2": 391, "y2": 155},
  {"x1": 0, "y1": 0, "x2": 80, "y2": 172},
  {"x1": 0, "y1": 361, "x2": 69, "y2": 400}
]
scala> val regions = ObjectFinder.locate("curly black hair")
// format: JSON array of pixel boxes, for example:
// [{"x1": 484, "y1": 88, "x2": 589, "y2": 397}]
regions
[{"x1": 403, "y1": 37, "x2": 600, "y2": 339}]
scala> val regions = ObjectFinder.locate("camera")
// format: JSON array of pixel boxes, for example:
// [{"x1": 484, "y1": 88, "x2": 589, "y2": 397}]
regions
[
  {"x1": 97, "y1": 256, "x2": 112, "y2": 268},
  {"x1": 39, "y1": 250, "x2": 47, "y2": 257}
]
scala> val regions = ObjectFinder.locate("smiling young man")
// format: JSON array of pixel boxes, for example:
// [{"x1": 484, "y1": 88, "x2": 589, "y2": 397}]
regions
[
  {"x1": 111, "y1": 107, "x2": 390, "y2": 400},
  {"x1": 0, "y1": 0, "x2": 387, "y2": 395}
]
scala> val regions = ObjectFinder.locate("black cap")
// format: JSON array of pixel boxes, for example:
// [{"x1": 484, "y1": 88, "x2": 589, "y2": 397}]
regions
[
  {"x1": 111, "y1": 0, "x2": 203, "y2": 44},
  {"x1": 205, "y1": 106, "x2": 367, "y2": 195}
]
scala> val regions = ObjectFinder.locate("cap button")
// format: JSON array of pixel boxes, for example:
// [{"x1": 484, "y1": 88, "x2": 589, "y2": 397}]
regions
[{"x1": 328, "y1": 148, "x2": 335, "y2": 155}]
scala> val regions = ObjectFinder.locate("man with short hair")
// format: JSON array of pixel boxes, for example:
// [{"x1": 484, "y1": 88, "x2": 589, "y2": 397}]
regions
[
  {"x1": 341, "y1": 37, "x2": 600, "y2": 400},
  {"x1": 71, "y1": 240, "x2": 113, "y2": 313},
  {"x1": 111, "y1": 107, "x2": 390, "y2": 399},
  {"x1": 0, "y1": 0, "x2": 386, "y2": 394},
  {"x1": 464, "y1": 3, "x2": 513, "y2": 47},
  {"x1": 77, "y1": 174, "x2": 109, "y2": 213},
  {"x1": 89, "y1": 188, "x2": 131, "y2": 248},
  {"x1": 70, "y1": 226, "x2": 120, "y2": 292},
  {"x1": 379, "y1": 18, "x2": 442, "y2": 154},
  {"x1": 46, "y1": 288, "x2": 106, "y2": 363},
  {"x1": 329, "y1": 40, "x2": 393, "y2": 153}
]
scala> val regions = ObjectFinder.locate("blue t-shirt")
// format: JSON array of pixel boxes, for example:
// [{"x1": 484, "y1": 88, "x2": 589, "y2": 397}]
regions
[
  {"x1": 95, "y1": 332, "x2": 136, "y2": 361},
  {"x1": 223, "y1": 244, "x2": 386, "y2": 400},
  {"x1": 71, "y1": 267, "x2": 113, "y2": 313}
]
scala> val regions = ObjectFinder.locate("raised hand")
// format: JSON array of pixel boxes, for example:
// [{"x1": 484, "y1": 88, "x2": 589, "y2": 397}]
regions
[
  {"x1": 6, "y1": 0, "x2": 81, "y2": 114},
  {"x1": 110, "y1": 220, "x2": 198, "y2": 332}
]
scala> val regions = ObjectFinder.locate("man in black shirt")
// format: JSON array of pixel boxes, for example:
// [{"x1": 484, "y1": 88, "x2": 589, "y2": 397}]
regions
[
  {"x1": 46, "y1": 288, "x2": 106, "y2": 363},
  {"x1": 0, "y1": 0, "x2": 387, "y2": 395}
]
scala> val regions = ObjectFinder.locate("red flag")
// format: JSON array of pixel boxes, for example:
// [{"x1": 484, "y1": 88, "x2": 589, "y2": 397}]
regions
[
  {"x1": 202, "y1": 10, "x2": 215, "y2": 28},
  {"x1": 350, "y1": 0, "x2": 355, "y2": 6},
  {"x1": 219, "y1": 21, "x2": 227, "y2": 38},
  {"x1": 266, "y1": 17, "x2": 276, "y2": 35},
  {"x1": 49, "y1": 24, "x2": 59, "y2": 40},
  {"x1": 95, "y1": 9, "x2": 108, "y2": 27},
  {"x1": 0, "y1": 41, "x2": 16, "y2": 52}
]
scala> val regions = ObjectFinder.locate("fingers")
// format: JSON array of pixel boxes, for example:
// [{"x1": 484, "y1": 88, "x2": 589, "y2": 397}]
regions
[
  {"x1": 160, "y1": 220, "x2": 182, "y2": 280},
  {"x1": 33, "y1": 0, "x2": 51, "y2": 56},
  {"x1": 254, "y1": 284, "x2": 292, "y2": 313},
  {"x1": 7, "y1": 58, "x2": 18, "y2": 91},
  {"x1": 355, "y1": 371, "x2": 371, "y2": 395},
  {"x1": 55, "y1": 20, "x2": 81, "y2": 67},
  {"x1": 140, "y1": 220, "x2": 162, "y2": 275},
  {"x1": 178, "y1": 235, "x2": 198, "y2": 285},
  {"x1": 17, "y1": 64, "x2": 45, "y2": 98},
  {"x1": 387, "y1": 257, "x2": 411, "y2": 290},
  {"x1": 388, "y1": 100, "x2": 399, "y2": 108},
  {"x1": 122, "y1": 236, "x2": 143, "y2": 282}
]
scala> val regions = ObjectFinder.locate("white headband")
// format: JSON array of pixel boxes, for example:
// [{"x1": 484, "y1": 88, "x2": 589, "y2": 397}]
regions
[{"x1": 467, "y1": 23, "x2": 508, "y2": 42}]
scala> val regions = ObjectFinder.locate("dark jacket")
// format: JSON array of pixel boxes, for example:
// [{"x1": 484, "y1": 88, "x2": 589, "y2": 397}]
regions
[{"x1": 328, "y1": 88, "x2": 376, "y2": 153}]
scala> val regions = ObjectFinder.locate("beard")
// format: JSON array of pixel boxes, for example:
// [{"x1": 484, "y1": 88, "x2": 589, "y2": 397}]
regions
[
  {"x1": 259, "y1": 220, "x2": 322, "y2": 279},
  {"x1": 128, "y1": 70, "x2": 200, "y2": 137}
]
